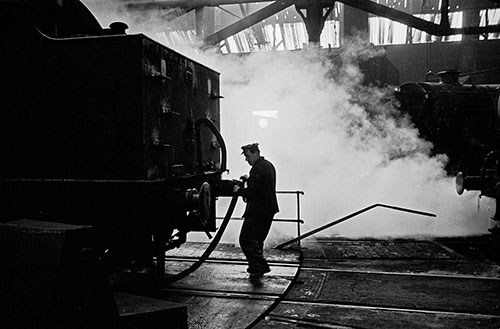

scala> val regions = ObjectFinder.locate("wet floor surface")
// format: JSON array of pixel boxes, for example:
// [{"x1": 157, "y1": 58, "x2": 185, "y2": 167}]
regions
[
  {"x1": 260, "y1": 237, "x2": 500, "y2": 329},
  {"x1": 131, "y1": 237, "x2": 500, "y2": 329},
  {"x1": 159, "y1": 242, "x2": 301, "y2": 329}
]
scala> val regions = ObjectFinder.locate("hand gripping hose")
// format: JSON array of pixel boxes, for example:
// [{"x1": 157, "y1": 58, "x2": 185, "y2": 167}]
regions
[{"x1": 163, "y1": 194, "x2": 239, "y2": 284}]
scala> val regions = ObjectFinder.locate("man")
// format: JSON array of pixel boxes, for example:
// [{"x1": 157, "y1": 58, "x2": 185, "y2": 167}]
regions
[{"x1": 234, "y1": 143, "x2": 279, "y2": 278}]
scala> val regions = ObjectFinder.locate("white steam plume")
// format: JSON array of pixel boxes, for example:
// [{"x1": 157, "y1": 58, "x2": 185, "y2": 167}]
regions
[
  {"x1": 83, "y1": 0, "x2": 201, "y2": 48},
  {"x1": 83, "y1": 3, "x2": 494, "y2": 246},
  {"x1": 211, "y1": 48, "x2": 492, "y2": 246}
]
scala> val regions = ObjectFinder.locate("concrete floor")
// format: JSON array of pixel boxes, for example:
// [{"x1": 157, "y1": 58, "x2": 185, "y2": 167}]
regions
[{"x1": 152, "y1": 237, "x2": 500, "y2": 329}]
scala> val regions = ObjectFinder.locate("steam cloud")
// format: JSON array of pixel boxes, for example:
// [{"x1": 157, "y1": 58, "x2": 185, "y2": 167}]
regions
[
  {"x1": 211, "y1": 48, "x2": 492, "y2": 245},
  {"x1": 83, "y1": 2, "x2": 493, "y2": 245}
]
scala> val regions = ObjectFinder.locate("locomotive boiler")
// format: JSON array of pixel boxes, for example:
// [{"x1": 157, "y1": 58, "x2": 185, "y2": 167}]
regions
[
  {"x1": 395, "y1": 70, "x2": 500, "y2": 235},
  {"x1": 0, "y1": 0, "x2": 232, "y2": 269}
]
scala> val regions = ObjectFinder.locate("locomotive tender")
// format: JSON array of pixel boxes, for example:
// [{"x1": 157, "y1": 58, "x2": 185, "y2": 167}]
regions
[
  {"x1": 395, "y1": 70, "x2": 500, "y2": 234},
  {"x1": 0, "y1": 0, "x2": 232, "y2": 266}
]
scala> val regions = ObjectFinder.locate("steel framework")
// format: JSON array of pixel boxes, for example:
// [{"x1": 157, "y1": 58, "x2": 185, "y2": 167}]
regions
[{"x1": 125, "y1": 0, "x2": 500, "y2": 45}]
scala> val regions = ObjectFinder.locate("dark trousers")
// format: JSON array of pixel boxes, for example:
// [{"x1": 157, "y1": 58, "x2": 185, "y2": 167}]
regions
[{"x1": 239, "y1": 213, "x2": 274, "y2": 273}]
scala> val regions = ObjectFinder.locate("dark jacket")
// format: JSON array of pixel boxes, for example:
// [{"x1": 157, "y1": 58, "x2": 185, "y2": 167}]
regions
[{"x1": 239, "y1": 156, "x2": 279, "y2": 218}]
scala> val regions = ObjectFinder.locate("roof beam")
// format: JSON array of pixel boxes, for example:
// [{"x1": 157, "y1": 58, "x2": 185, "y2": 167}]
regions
[
  {"x1": 338, "y1": 0, "x2": 500, "y2": 36},
  {"x1": 126, "y1": 0, "x2": 286, "y2": 11},
  {"x1": 204, "y1": 0, "x2": 294, "y2": 46},
  {"x1": 126, "y1": 0, "x2": 500, "y2": 38},
  {"x1": 126, "y1": 0, "x2": 500, "y2": 12}
]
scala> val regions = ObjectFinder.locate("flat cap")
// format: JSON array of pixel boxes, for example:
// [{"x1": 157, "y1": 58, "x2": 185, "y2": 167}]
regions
[{"x1": 241, "y1": 142, "x2": 259, "y2": 154}]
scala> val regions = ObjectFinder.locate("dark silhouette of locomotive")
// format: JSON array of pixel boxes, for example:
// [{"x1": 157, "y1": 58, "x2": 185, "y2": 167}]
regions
[
  {"x1": 0, "y1": 1, "x2": 240, "y2": 327},
  {"x1": 395, "y1": 70, "x2": 500, "y2": 234},
  {"x1": 0, "y1": 0, "x2": 233, "y2": 267}
]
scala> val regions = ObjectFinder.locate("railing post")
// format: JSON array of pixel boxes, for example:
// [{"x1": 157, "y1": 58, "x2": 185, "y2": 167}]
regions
[{"x1": 296, "y1": 191, "x2": 301, "y2": 248}]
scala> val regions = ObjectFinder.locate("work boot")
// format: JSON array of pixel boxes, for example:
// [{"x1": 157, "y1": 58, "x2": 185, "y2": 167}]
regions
[{"x1": 247, "y1": 265, "x2": 271, "y2": 277}]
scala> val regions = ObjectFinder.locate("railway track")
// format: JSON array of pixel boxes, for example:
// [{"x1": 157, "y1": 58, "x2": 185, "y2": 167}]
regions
[{"x1": 149, "y1": 238, "x2": 500, "y2": 329}]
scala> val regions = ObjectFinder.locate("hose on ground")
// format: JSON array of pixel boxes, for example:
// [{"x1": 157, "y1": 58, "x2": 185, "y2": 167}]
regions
[{"x1": 163, "y1": 194, "x2": 239, "y2": 284}]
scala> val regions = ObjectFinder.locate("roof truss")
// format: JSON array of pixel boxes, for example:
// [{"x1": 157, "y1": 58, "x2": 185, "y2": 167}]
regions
[{"x1": 125, "y1": 0, "x2": 500, "y2": 45}]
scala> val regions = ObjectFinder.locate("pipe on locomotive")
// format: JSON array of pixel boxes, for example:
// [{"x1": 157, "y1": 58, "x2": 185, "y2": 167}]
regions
[
  {"x1": 195, "y1": 117, "x2": 227, "y2": 173},
  {"x1": 456, "y1": 150, "x2": 499, "y2": 195}
]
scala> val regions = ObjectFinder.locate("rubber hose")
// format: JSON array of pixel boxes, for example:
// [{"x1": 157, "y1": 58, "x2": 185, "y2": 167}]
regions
[{"x1": 163, "y1": 194, "x2": 239, "y2": 284}]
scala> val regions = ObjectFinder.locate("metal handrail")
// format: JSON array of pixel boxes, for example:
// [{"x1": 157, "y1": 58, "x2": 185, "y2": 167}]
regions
[
  {"x1": 216, "y1": 190, "x2": 305, "y2": 246},
  {"x1": 274, "y1": 203, "x2": 436, "y2": 249}
]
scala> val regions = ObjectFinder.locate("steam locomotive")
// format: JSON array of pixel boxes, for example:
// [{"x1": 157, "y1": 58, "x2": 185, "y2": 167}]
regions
[
  {"x1": 395, "y1": 70, "x2": 500, "y2": 235},
  {"x1": 0, "y1": 0, "x2": 234, "y2": 268}
]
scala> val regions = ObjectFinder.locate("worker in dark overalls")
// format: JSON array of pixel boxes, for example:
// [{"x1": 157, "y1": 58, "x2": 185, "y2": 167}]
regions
[{"x1": 234, "y1": 143, "x2": 279, "y2": 279}]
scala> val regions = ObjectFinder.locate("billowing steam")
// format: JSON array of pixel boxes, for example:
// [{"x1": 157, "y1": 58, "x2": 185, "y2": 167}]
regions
[
  {"x1": 83, "y1": 2, "x2": 494, "y2": 245},
  {"x1": 83, "y1": 0, "x2": 204, "y2": 47},
  {"x1": 211, "y1": 47, "x2": 492, "y2": 245}
]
